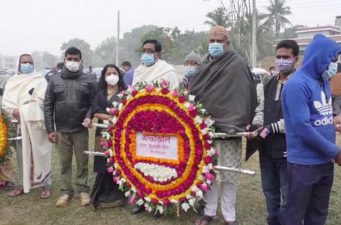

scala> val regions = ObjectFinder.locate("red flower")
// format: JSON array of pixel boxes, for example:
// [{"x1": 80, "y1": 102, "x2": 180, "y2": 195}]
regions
[
  {"x1": 163, "y1": 198, "x2": 171, "y2": 206},
  {"x1": 151, "y1": 198, "x2": 158, "y2": 204},
  {"x1": 179, "y1": 96, "x2": 186, "y2": 103},
  {"x1": 200, "y1": 123, "x2": 207, "y2": 129},
  {"x1": 132, "y1": 90, "x2": 138, "y2": 96},
  {"x1": 161, "y1": 88, "x2": 169, "y2": 95},
  {"x1": 204, "y1": 156, "x2": 212, "y2": 164}
]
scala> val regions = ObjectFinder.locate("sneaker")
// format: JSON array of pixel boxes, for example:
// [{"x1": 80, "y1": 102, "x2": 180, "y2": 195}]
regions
[
  {"x1": 56, "y1": 194, "x2": 70, "y2": 207},
  {"x1": 79, "y1": 192, "x2": 90, "y2": 206}
]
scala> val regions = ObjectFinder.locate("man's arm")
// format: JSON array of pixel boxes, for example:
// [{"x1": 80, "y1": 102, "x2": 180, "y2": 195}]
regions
[
  {"x1": 44, "y1": 79, "x2": 56, "y2": 134},
  {"x1": 282, "y1": 83, "x2": 339, "y2": 159}
]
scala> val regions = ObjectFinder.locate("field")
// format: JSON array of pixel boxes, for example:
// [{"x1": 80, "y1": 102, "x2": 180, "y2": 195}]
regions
[{"x1": 1, "y1": 135, "x2": 341, "y2": 225}]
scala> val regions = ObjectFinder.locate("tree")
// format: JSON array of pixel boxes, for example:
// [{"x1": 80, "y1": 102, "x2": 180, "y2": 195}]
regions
[
  {"x1": 204, "y1": 7, "x2": 229, "y2": 27},
  {"x1": 60, "y1": 38, "x2": 93, "y2": 67},
  {"x1": 262, "y1": 0, "x2": 292, "y2": 38}
]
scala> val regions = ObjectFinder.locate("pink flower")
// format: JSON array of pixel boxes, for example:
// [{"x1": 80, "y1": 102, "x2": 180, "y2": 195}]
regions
[
  {"x1": 161, "y1": 80, "x2": 169, "y2": 89},
  {"x1": 172, "y1": 90, "x2": 179, "y2": 97},
  {"x1": 146, "y1": 84, "x2": 154, "y2": 92},
  {"x1": 200, "y1": 183, "x2": 209, "y2": 192},
  {"x1": 108, "y1": 157, "x2": 114, "y2": 164},
  {"x1": 107, "y1": 167, "x2": 114, "y2": 173},
  {"x1": 113, "y1": 176, "x2": 120, "y2": 183},
  {"x1": 129, "y1": 195, "x2": 136, "y2": 205},
  {"x1": 204, "y1": 173, "x2": 215, "y2": 181},
  {"x1": 104, "y1": 150, "x2": 111, "y2": 157}
]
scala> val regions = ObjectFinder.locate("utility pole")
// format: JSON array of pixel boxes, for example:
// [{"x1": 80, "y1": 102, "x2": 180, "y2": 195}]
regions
[
  {"x1": 251, "y1": 0, "x2": 257, "y2": 68},
  {"x1": 115, "y1": 10, "x2": 120, "y2": 65}
]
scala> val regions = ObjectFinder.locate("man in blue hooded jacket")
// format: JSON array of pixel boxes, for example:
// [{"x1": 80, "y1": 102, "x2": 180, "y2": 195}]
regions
[{"x1": 282, "y1": 34, "x2": 341, "y2": 225}]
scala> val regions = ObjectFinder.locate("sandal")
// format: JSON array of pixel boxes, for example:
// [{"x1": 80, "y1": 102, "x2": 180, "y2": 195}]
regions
[
  {"x1": 7, "y1": 186, "x2": 23, "y2": 197},
  {"x1": 41, "y1": 187, "x2": 51, "y2": 199},
  {"x1": 195, "y1": 215, "x2": 214, "y2": 225}
]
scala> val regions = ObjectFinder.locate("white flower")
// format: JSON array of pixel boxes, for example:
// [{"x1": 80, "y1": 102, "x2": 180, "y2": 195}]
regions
[
  {"x1": 170, "y1": 199, "x2": 179, "y2": 204},
  {"x1": 188, "y1": 95, "x2": 195, "y2": 102},
  {"x1": 111, "y1": 117, "x2": 118, "y2": 124},
  {"x1": 118, "y1": 103, "x2": 123, "y2": 111},
  {"x1": 181, "y1": 202, "x2": 190, "y2": 212},
  {"x1": 204, "y1": 117, "x2": 215, "y2": 127},
  {"x1": 112, "y1": 101, "x2": 119, "y2": 107},
  {"x1": 156, "y1": 205, "x2": 164, "y2": 215},
  {"x1": 196, "y1": 189, "x2": 203, "y2": 199},
  {"x1": 125, "y1": 191, "x2": 131, "y2": 197},
  {"x1": 188, "y1": 198, "x2": 196, "y2": 206},
  {"x1": 144, "y1": 197, "x2": 151, "y2": 202},
  {"x1": 191, "y1": 185, "x2": 198, "y2": 192},
  {"x1": 134, "y1": 162, "x2": 178, "y2": 182},
  {"x1": 194, "y1": 116, "x2": 203, "y2": 124},
  {"x1": 184, "y1": 102, "x2": 190, "y2": 108},
  {"x1": 208, "y1": 148, "x2": 216, "y2": 156},
  {"x1": 202, "y1": 166, "x2": 210, "y2": 173},
  {"x1": 136, "y1": 199, "x2": 144, "y2": 206},
  {"x1": 145, "y1": 204, "x2": 153, "y2": 212}
]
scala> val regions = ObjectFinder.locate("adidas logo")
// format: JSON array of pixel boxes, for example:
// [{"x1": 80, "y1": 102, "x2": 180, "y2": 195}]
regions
[
  {"x1": 313, "y1": 91, "x2": 332, "y2": 116},
  {"x1": 313, "y1": 91, "x2": 333, "y2": 126}
]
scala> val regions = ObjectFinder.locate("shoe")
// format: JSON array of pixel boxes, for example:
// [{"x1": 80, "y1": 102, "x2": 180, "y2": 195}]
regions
[
  {"x1": 195, "y1": 215, "x2": 214, "y2": 225},
  {"x1": 131, "y1": 205, "x2": 145, "y2": 214},
  {"x1": 7, "y1": 186, "x2": 23, "y2": 197},
  {"x1": 79, "y1": 192, "x2": 90, "y2": 206},
  {"x1": 40, "y1": 186, "x2": 51, "y2": 199},
  {"x1": 56, "y1": 194, "x2": 70, "y2": 207}
]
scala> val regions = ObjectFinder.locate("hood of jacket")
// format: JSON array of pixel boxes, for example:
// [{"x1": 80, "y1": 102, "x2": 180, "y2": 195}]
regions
[{"x1": 301, "y1": 34, "x2": 341, "y2": 79}]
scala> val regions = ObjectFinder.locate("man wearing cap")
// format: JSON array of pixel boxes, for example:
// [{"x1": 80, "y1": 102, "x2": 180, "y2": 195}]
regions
[
  {"x1": 189, "y1": 26, "x2": 257, "y2": 225},
  {"x1": 182, "y1": 51, "x2": 203, "y2": 88}
]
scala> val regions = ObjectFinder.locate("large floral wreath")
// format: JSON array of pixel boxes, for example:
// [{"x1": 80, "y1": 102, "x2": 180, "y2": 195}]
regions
[
  {"x1": 101, "y1": 80, "x2": 218, "y2": 214},
  {"x1": 0, "y1": 111, "x2": 13, "y2": 165}
]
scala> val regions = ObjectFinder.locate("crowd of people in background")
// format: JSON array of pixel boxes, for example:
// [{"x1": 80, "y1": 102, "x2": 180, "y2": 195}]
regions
[{"x1": 0, "y1": 25, "x2": 341, "y2": 225}]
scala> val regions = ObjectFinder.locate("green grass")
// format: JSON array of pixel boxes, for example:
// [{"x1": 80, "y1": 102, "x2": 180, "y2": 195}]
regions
[{"x1": 1, "y1": 134, "x2": 341, "y2": 225}]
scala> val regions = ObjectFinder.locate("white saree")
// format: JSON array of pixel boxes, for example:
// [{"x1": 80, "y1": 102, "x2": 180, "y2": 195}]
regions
[{"x1": 2, "y1": 73, "x2": 52, "y2": 193}]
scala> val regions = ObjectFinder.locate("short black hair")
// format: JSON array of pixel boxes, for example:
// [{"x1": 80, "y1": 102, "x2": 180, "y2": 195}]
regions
[
  {"x1": 121, "y1": 61, "x2": 131, "y2": 67},
  {"x1": 65, "y1": 47, "x2": 82, "y2": 59},
  {"x1": 142, "y1": 39, "x2": 162, "y2": 52},
  {"x1": 276, "y1": 40, "x2": 299, "y2": 57}
]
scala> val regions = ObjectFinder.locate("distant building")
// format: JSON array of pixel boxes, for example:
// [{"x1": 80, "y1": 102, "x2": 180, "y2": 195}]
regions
[
  {"x1": 291, "y1": 16, "x2": 341, "y2": 59},
  {"x1": 0, "y1": 54, "x2": 16, "y2": 70}
]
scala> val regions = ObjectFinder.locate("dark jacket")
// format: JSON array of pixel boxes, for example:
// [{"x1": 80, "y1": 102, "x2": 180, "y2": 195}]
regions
[
  {"x1": 262, "y1": 76, "x2": 286, "y2": 158},
  {"x1": 44, "y1": 67, "x2": 97, "y2": 133}
]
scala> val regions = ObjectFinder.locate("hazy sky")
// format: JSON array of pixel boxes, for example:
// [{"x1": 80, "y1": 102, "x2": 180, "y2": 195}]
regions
[{"x1": 0, "y1": 0, "x2": 340, "y2": 56}]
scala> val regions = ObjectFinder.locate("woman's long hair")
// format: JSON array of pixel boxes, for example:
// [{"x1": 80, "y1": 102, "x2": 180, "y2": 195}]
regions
[{"x1": 98, "y1": 64, "x2": 127, "y2": 91}]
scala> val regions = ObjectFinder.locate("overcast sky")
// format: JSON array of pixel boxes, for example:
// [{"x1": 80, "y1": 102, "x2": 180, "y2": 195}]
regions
[{"x1": 0, "y1": 0, "x2": 340, "y2": 56}]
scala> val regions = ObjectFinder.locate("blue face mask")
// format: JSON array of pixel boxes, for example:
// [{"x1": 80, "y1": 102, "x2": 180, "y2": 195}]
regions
[
  {"x1": 322, "y1": 62, "x2": 338, "y2": 80},
  {"x1": 20, "y1": 63, "x2": 34, "y2": 74},
  {"x1": 141, "y1": 53, "x2": 155, "y2": 67},
  {"x1": 208, "y1": 42, "x2": 224, "y2": 58},
  {"x1": 184, "y1": 66, "x2": 197, "y2": 77}
]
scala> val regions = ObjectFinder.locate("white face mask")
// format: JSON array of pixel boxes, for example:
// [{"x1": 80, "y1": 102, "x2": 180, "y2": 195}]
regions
[
  {"x1": 65, "y1": 60, "x2": 80, "y2": 72},
  {"x1": 105, "y1": 74, "x2": 119, "y2": 86}
]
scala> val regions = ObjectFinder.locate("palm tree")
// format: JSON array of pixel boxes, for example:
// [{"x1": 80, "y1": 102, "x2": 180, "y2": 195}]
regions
[
  {"x1": 262, "y1": 0, "x2": 292, "y2": 38},
  {"x1": 204, "y1": 7, "x2": 229, "y2": 27}
]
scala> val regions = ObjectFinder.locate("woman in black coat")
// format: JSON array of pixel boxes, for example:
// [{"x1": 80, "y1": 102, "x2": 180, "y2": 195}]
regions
[{"x1": 89, "y1": 64, "x2": 127, "y2": 209}]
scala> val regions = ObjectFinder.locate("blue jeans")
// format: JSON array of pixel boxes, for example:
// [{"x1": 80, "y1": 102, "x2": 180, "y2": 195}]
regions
[
  {"x1": 259, "y1": 150, "x2": 288, "y2": 225},
  {"x1": 285, "y1": 162, "x2": 333, "y2": 225}
]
